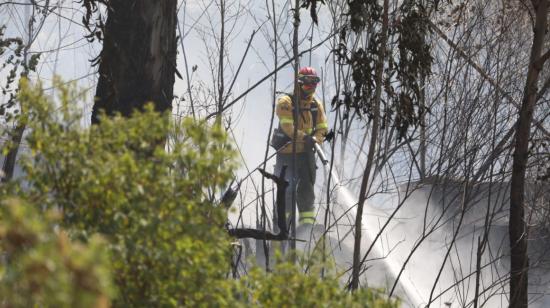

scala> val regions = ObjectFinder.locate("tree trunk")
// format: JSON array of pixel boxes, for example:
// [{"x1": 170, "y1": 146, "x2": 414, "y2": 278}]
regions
[
  {"x1": 2, "y1": 123, "x2": 25, "y2": 183},
  {"x1": 349, "y1": 0, "x2": 389, "y2": 291},
  {"x1": 91, "y1": 0, "x2": 177, "y2": 123},
  {"x1": 509, "y1": 1, "x2": 548, "y2": 307},
  {"x1": 419, "y1": 76, "x2": 426, "y2": 180},
  {"x1": 2, "y1": 1, "x2": 33, "y2": 182},
  {"x1": 289, "y1": 0, "x2": 301, "y2": 254}
]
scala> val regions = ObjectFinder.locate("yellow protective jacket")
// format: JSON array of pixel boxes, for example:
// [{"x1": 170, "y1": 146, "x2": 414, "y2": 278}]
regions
[{"x1": 276, "y1": 94, "x2": 328, "y2": 154}]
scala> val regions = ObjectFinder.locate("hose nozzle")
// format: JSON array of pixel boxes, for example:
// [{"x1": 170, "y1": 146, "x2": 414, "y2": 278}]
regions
[{"x1": 314, "y1": 143, "x2": 329, "y2": 165}]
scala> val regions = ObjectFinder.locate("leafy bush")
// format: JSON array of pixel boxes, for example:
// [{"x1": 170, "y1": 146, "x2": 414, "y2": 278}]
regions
[
  {"x1": 0, "y1": 198, "x2": 114, "y2": 307},
  {"x1": 0, "y1": 79, "x2": 400, "y2": 307},
  {"x1": 241, "y1": 261, "x2": 400, "y2": 308},
  {"x1": 10, "y1": 79, "x2": 238, "y2": 306}
]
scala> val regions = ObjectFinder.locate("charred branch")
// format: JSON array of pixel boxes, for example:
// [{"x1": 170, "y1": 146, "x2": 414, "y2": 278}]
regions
[{"x1": 226, "y1": 167, "x2": 289, "y2": 241}]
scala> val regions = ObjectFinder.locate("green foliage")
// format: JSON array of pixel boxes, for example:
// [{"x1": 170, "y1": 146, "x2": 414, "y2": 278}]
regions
[
  {"x1": 0, "y1": 80, "x2": 400, "y2": 307},
  {"x1": 0, "y1": 198, "x2": 114, "y2": 307},
  {"x1": 80, "y1": 0, "x2": 109, "y2": 44},
  {"x1": 392, "y1": 1, "x2": 432, "y2": 138},
  {"x1": 300, "y1": 0, "x2": 326, "y2": 25},
  {"x1": 0, "y1": 24, "x2": 24, "y2": 116},
  {"x1": 346, "y1": 0, "x2": 382, "y2": 32},
  {"x1": 241, "y1": 262, "x2": 400, "y2": 307},
  {"x1": 14, "y1": 79, "x2": 238, "y2": 306},
  {"x1": 335, "y1": 0, "x2": 434, "y2": 139},
  {"x1": 0, "y1": 23, "x2": 41, "y2": 125}
]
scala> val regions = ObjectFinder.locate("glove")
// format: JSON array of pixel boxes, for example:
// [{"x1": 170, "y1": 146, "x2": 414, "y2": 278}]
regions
[{"x1": 304, "y1": 135, "x2": 317, "y2": 149}]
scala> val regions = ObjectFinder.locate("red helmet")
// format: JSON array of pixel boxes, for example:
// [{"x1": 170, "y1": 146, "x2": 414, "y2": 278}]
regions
[{"x1": 298, "y1": 66, "x2": 320, "y2": 85}]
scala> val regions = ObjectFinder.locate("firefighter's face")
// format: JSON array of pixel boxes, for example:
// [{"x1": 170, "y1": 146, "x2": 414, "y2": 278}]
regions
[{"x1": 301, "y1": 82, "x2": 317, "y2": 95}]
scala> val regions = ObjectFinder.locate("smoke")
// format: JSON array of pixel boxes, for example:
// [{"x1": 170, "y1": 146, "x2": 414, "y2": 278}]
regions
[
  {"x1": 321, "y1": 166, "x2": 426, "y2": 307},
  {"x1": 317, "y1": 163, "x2": 550, "y2": 308},
  {"x1": 229, "y1": 144, "x2": 550, "y2": 307}
]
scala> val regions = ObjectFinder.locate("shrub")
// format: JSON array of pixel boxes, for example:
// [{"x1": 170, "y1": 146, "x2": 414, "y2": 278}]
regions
[
  {"x1": 0, "y1": 198, "x2": 114, "y2": 307},
  {"x1": 0, "y1": 79, "x2": 400, "y2": 307},
  {"x1": 13, "y1": 79, "x2": 238, "y2": 306},
  {"x1": 240, "y1": 258, "x2": 400, "y2": 308}
]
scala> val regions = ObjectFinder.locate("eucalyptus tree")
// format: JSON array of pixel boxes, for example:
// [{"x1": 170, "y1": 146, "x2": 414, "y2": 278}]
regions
[
  {"x1": 81, "y1": 0, "x2": 178, "y2": 123},
  {"x1": 509, "y1": 1, "x2": 549, "y2": 306},
  {"x1": 0, "y1": 1, "x2": 47, "y2": 182},
  {"x1": 326, "y1": 0, "x2": 434, "y2": 290}
]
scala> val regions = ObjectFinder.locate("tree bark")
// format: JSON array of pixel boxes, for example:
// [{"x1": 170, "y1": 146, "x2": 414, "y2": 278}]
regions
[
  {"x1": 2, "y1": 123, "x2": 25, "y2": 182},
  {"x1": 290, "y1": 0, "x2": 301, "y2": 254},
  {"x1": 349, "y1": 0, "x2": 389, "y2": 291},
  {"x1": 2, "y1": 0, "x2": 33, "y2": 182},
  {"x1": 509, "y1": 1, "x2": 548, "y2": 307},
  {"x1": 91, "y1": 0, "x2": 177, "y2": 123},
  {"x1": 419, "y1": 76, "x2": 426, "y2": 180}
]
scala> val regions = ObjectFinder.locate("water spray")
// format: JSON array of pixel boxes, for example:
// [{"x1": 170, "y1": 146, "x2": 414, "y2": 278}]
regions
[{"x1": 322, "y1": 165, "x2": 425, "y2": 308}]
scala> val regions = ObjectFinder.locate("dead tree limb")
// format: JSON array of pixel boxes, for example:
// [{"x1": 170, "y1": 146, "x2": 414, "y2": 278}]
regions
[{"x1": 226, "y1": 167, "x2": 289, "y2": 241}]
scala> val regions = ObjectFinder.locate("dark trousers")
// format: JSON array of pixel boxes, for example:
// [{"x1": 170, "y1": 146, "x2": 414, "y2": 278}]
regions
[{"x1": 274, "y1": 152, "x2": 316, "y2": 225}]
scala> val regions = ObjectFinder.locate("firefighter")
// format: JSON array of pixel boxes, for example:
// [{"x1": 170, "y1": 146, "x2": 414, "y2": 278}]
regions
[{"x1": 273, "y1": 66, "x2": 328, "y2": 227}]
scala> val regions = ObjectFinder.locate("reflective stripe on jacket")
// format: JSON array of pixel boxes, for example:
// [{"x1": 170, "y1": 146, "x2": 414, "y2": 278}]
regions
[{"x1": 276, "y1": 94, "x2": 328, "y2": 154}]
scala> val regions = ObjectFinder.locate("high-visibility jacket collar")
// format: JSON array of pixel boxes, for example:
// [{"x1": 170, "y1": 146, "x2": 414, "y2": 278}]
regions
[{"x1": 292, "y1": 93, "x2": 316, "y2": 109}]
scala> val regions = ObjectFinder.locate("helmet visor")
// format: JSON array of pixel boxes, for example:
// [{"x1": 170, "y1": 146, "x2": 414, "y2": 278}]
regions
[{"x1": 298, "y1": 75, "x2": 321, "y2": 85}]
